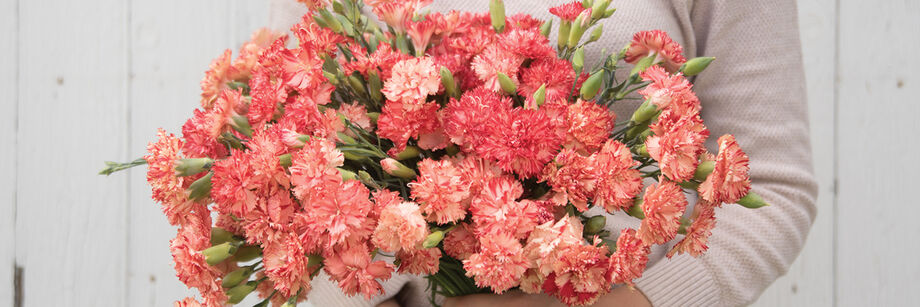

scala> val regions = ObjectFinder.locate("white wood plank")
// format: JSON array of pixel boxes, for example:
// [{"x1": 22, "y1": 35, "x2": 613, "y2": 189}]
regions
[
  {"x1": 15, "y1": 0, "x2": 129, "y2": 305},
  {"x1": 127, "y1": 1, "x2": 267, "y2": 305},
  {"x1": 837, "y1": 1, "x2": 920, "y2": 306},
  {"x1": 752, "y1": 0, "x2": 836, "y2": 306},
  {"x1": 1, "y1": 0, "x2": 18, "y2": 305}
]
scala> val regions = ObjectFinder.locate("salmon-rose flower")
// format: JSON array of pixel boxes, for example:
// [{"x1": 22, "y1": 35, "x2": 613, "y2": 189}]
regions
[
  {"x1": 372, "y1": 201, "x2": 429, "y2": 252},
  {"x1": 463, "y1": 233, "x2": 529, "y2": 293},
  {"x1": 638, "y1": 179, "x2": 688, "y2": 244},
  {"x1": 699, "y1": 134, "x2": 752, "y2": 204}
]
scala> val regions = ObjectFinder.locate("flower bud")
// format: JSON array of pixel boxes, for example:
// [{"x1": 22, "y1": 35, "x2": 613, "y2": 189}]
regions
[
  {"x1": 557, "y1": 22, "x2": 571, "y2": 50},
  {"x1": 572, "y1": 47, "x2": 585, "y2": 72},
  {"x1": 318, "y1": 9, "x2": 343, "y2": 33},
  {"x1": 233, "y1": 245, "x2": 262, "y2": 262},
  {"x1": 395, "y1": 146, "x2": 421, "y2": 160},
  {"x1": 187, "y1": 172, "x2": 213, "y2": 200},
  {"x1": 338, "y1": 168, "x2": 358, "y2": 181},
  {"x1": 540, "y1": 19, "x2": 553, "y2": 38},
  {"x1": 440, "y1": 67, "x2": 460, "y2": 98},
  {"x1": 604, "y1": 7, "x2": 617, "y2": 18},
  {"x1": 633, "y1": 144, "x2": 649, "y2": 157},
  {"x1": 308, "y1": 254, "x2": 325, "y2": 268},
  {"x1": 630, "y1": 99, "x2": 660, "y2": 124},
  {"x1": 693, "y1": 160, "x2": 715, "y2": 182},
  {"x1": 580, "y1": 70, "x2": 604, "y2": 100},
  {"x1": 279, "y1": 153, "x2": 292, "y2": 168},
  {"x1": 210, "y1": 227, "x2": 235, "y2": 246},
  {"x1": 625, "y1": 124, "x2": 649, "y2": 140},
  {"x1": 226, "y1": 280, "x2": 257, "y2": 304},
  {"x1": 323, "y1": 71, "x2": 339, "y2": 85},
  {"x1": 584, "y1": 215, "x2": 606, "y2": 235},
  {"x1": 222, "y1": 266, "x2": 255, "y2": 288},
  {"x1": 737, "y1": 191, "x2": 769, "y2": 209},
  {"x1": 347, "y1": 74, "x2": 367, "y2": 96},
  {"x1": 175, "y1": 158, "x2": 213, "y2": 177},
  {"x1": 567, "y1": 10, "x2": 592, "y2": 49},
  {"x1": 422, "y1": 230, "x2": 445, "y2": 248},
  {"x1": 582, "y1": 0, "x2": 593, "y2": 8},
  {"x1": 587, "y1": 26, "x2": 603, "y2": 43},
  {"x1": 591, "y1": 0, "x2": 610, "y2": 20},
  {"x1": 202, "y1": 242, "x2": 238, "y2": 266},
  {"x1": 630, "y1": 54, "x2": 657, "y2": 76},
  {"x1": 490, "y1": 0, "x2": 506, "y2": 33},
  {"x1": 380, "y1": 158, "x2": 417, "y2": 179},
  {"x1": 627, "y1": 198, "x2": 645, "y2": 219},
  {"x1": 676, "y1": 218, "x2": 692, "y2": 235},
  {"x1": 368, "y1": 71, "x2": 384, "y2": 103},
  {"x1": 533, "y1": 83, "x2": 547, "y2": 107},
  {"x1": 367, "y1": 112, "x2": 380, "y2": 124},
  {"x1": 680, "y1": 57, "x2": 715, "y2": 76},
  {"x1": 230, "y1": 114, "x2": 253, "y2": 137},
  {"x1": 496, "y1": 72, "x2": 517, "y2": 95}
]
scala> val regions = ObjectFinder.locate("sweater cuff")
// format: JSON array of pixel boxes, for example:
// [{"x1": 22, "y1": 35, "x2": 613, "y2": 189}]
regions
[{"x1": 633, "y1": 254, "x2": 719, "y2": 307}]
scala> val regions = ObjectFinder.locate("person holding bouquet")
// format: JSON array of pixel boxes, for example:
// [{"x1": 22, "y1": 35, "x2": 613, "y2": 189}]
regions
[{"x1": 263, "y1": 0, "x2": 818, "y2": 306}]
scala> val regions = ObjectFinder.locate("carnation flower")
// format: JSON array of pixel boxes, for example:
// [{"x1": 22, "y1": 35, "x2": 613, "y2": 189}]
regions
[
  {"x1": 263, "y1": 234, "x2": 313, "y2": 297},
  {"x1": 292, "y1": 16, "x2": 346, "y2": 57},
  {"x1": 281, "y1": 88, "x2": 343, "y2": 140},
  {"x1": 247, "y1": 67, "x2": 287, "y2": 127},
  {"x1": 373, "y1": 2, "x2": 415, "y2": 33},
  {"x1": 699, "y1": 134, "x2": 752, "y2": 204},
  {"x1": 470, "y1": 176, "x2": 541, "y2": 239},
  {"x1": 592, "y1": 140, "x2": 643, "y2": 212},
  {"x1": 289, "y1": 138, "x2": 344, "y2": 201},
  {"x1": 145, "y1": 129, "x2": 203, "y2": 226},
  {"x1": 625, "y1": 30, "x2": 687, "y2": 73},
  {"x1": 499, "y1": 28, "x2": 554, "y2": 59},
  {"x1": 565, "y1": 100, "x2": 616, "y2": 153},
  {"x1": 410, "y1": 159, "x2": 471, "y2": 224},
  {"x1": 476, "y1": 108, "x2": 565, "y2": 178},
  {"x1": 296, "y1": 180, "x2": 375, "y2": 252},
  {"x1": 471, "y1": 44, "x2": 525, "y2": 92},
  {"x1": 280, "y1": 47, "x2": 326, "y2": 93},
  {"x1": 170, "y1": 226, "x2": 226, "y2": 306},
  {"x1": 372, "y1": 201, "x2": 429, "y2": 252},
  {"x1": 396, "y1": 248, "x2": 442, "y2": 275},
  {"x1": 376, "y1": 101, "x2": 444, "y2": 155},
  {"x1": 607, "y1": 228, "x2": 651, "y2": 286},
  {"x1": 242, "y1": 187, "x2": 297, "y2": 244},
  {"x1": 541, "y1": 148, "x2": 597, "y2": 211},
  {"x1": 441, "y1": 88, "x2": 513, "y2": 150},
  {"x1": 381, "y1": 58, "x2": 441, "y2": 108},
  {"x1": 523, "y1": 216, "x2": 585, "y2": 276},
  {"x1": 646, "y1": 112, "x2": 709, "y2": 182},
  {"x1": 443, "y1": 222, "x2": 479, "y2": 260},
  {"x1": 669, "y1": 202, "x2": 717, "y2": 258},
  {"x1": 234, "y1": 28, "x2": 285, "y2": 77},
  {"x1": 549, "y1": 1, "x2": 586, "y2": 22},
  {"x1": 200, "y1": 49, "x2": 240, "y2": 109},
  {"x1": 210, "y1": 150, "x2": 262, "y2": 217},
  {"x1": 638, "y1": 180, "x2": 688, "y2": 244},
  {"x1": 181, "y1": 109, "x2": 229, "y2": 159},
  {"x1": 518, "y1": 58, "x2": 576, "y2": 105},
  {"x1": 463, "y1": 233, "x2": 529, "y2": 293},
  {"x1": 407, "y1": 17, "x2": 438, "y2": 55},
  {"x1": 323, "y1": 244, "x2": 395, "y2": 299},
  {"x1": 453, "y1": 155, "x2": 504, "y2": 201},
  {"x1": 174, "y1": 297, "x2": 202, "y2": 307},
  {"x1": 338, "y1": 101, "x2": 373, "y2": 131},
  {"x1": 639, "y1": 65, "x2": 700, "y2": 116},
  {"x1": 542, "y1": 243, "x2": 612, "y2": 306}
]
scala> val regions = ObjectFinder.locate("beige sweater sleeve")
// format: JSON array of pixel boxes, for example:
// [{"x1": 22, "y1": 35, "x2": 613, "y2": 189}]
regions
[
  {"x1": 634, "y1": 1, "x2": 819, "y2": 306},
  {"x1": 266, "y1": 1, "x2": 819, "y2": 306}
]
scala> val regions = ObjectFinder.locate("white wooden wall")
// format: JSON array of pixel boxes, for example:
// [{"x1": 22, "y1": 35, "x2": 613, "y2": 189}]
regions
[{"x1": 1, "y1": 0, "x2": 917, "y2": 306}]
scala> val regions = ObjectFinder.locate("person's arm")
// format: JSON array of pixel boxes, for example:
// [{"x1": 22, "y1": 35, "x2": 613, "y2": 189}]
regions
[{"x1": 632, "y1": 0, "x2": 818, "y2": 306}]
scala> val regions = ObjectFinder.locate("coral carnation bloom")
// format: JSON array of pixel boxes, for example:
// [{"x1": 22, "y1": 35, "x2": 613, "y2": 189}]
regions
[
  {"x1": 441, "y1": 88, "x2": 513, "y2": 150},
  {"x1": 463, "y1": 233, "x2": 529, "y2": 294},
  {"x1": 298, "y1": 180, "x2": 375, "y2": 251},
  {"x1": 607, "y1": 228, "x2": 651, "y2": 286},
  {"x1": 170, "y1": 227, "x2": 226, "y2": 306},
  {"x1": 592, "y1": 140, "x2": 643, "y2": 212},
  {"x1": 625, "y1": 30, "x2": 688, "y2": 73},
  {"x1": 289, "y1": 138, "x2": 345, "y2": 201},
  {"x1": 477, "y1": 108, "x2": 565, "y2": 178},
  {"x1": 145, "y1": 129, "x2": 202, "y2": 226},
  {"x1": 443, "y1": 222, "x2": 480, "y2": 260},
  {"x1": 396, "y1": 248, "x2": 442, "y2": 275},
  {"x1": 381, "y1": 58, "x2": 441, "y2": 108},
  {"x1": 523, "y1": 216, "x2": 585, "y2": 276},
  {"x1": 542, "y1": 243, "x2": 612, "y2": 306},
  {"x1": 646, "y1": 112, "x2": 709, "y2": 182},
  {"x1": 410, "y1": 159, "x2": 471, "y2": 224},
  {"x1": 518, "y1": 58, "x2": 576, "y2": 105},
  {"x1": 638, "y1": 180, "x2": 688, "y2": 244},
  {"x1": 541, "y1": 149, "x2": 597, "y2": 211},
  {"x1": 471, "y1": 176, "x2": 541, "y2": 239},
  {"x1": 376, "y1": 101, "x2": 443, "y2": 155},
  {"x1": 471, "y1": 44, "x2": 525, "y2": 92},
  {"x1": 639, "y1": 65, "x2": 701, "y2": 116},
  {"x1": 669, "y1": 202, "x2": 718, "y2": 258},
  {"x1": 549, "y1": 1, "x2": 586, "y2": 22},
  {"x1": 699, "y1": 134, "x2": 752, "y2": 204},
  {"x1": 565, "y1": 100, "x2": 616, "y2": 154},
  {"x1": 200, "y1": 49, "x2": 240, "y2": 109},
  {"x1": 323, "y1": 245, "x2": 395, "y2": 299},
  {"x1": 372, "y1": 202, "x2": 429, "y2": 252},
  {"x1": 263, "y1": 234, "x2": 313, "y2": 297}
]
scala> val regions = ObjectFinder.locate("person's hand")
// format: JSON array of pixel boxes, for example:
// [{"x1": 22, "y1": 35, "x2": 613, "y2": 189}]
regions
[{"x1": 442, "y1": 286, "x2": 652, "y2": 307}]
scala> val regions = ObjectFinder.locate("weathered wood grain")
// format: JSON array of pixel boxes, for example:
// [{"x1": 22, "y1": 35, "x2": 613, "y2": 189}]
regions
[
  {"x1": 836, "y1": 1, "x2": 920, "y2": 306},
  {"x1": 15, "y1": 0, "x2": 129, "y2": 305},
  {"x1": 1, "y1": 0, "x2": 18, "y2": 305}
]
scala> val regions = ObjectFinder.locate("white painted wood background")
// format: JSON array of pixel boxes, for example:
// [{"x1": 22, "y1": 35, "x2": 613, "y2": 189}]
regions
[{"x1": 0, "y1": 0, "x2": 916, "y2": 306}]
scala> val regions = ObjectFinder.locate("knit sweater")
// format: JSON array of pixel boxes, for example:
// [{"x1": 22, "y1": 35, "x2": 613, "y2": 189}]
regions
[{"x1": 267, "y1": 1, "x2": 819, "y2": 306}]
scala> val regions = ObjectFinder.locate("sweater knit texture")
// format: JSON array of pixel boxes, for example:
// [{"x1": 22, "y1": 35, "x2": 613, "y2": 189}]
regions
[{"x1": 267, "y1": 1, "x2": 819, "y2": 306}]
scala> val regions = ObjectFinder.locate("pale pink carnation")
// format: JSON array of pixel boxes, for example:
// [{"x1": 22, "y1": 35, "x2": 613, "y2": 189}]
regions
[
  {"x1": 463, "y1": 233, "x2": 529, "y2": 293},
  {"x1": 372, "y1": 202, "x2": 429, "y2": 252},
  {"x1": 523, "y1": 216, "x2": 585, "y2": 276},
  {"x1": 638, "y1": 180, "x2": 688, "y2": 244},
  {"x1": 470, "y1": 176, "x2": 541, "y2": 239},
  {"x1": 410, "y1": 159, "x2": 471, "y2": 224},
  {"x1": 471, "y1": 44, "x2": 525, "y2": 92},
  {"x1": 338, "y1": 101, "x2": 374, "y2": 131},
  {"x1": 382, "y1": 58, "x2": 441, "y2": 109}
]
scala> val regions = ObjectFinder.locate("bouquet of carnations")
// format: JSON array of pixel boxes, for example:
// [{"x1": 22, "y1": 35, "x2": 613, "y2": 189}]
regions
[{"x1": 101, "y1": 0, "x2": 768, "y2": 306}]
